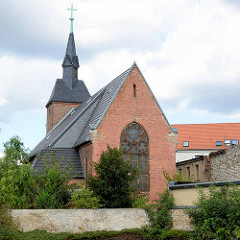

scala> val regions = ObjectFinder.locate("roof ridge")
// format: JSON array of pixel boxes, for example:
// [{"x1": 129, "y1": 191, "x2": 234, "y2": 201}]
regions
[
  {"x1": 48, "y1": 88, "x2": 105, "y2": 147},
  {"x1": 74, "y1": 89, "x2": 107, "y2": 147}
]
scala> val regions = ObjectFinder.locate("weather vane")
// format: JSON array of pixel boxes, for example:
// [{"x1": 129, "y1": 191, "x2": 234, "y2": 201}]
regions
[{"x1": 67, "y1": 4, "x2": 77, "y2": 33}]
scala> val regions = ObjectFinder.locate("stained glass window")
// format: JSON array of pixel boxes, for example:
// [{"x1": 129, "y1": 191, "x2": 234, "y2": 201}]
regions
[{"x1": 120, "y1": 122, "x2": 149, "y2": 191}]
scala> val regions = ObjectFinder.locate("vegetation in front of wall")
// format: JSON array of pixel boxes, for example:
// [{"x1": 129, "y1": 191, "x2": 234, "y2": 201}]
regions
[
  {"x1": 34, "y1": 152, "x2": 74, "y2": 209},
  {"x1": 67, "y1": 186, "x2": 102, "y2": 209},
  {"x1": 187, "y1": 184, "x2": 240, "y2": 240},
  {"x1": 143, "y1": 189, "x2": 175, "y2": 239},
  {"x1": 0, "y1": 227, "x2": 194, "y2": 240},
  {"x1": 132, "y1": 192, "x2": 148, "y2": 208},
  {"x1": 0, "y1": 204, "x2": 18, "y2": 232},
  {"x1": 88, "y1": 146, "x2": 137, "y2": 208},
  {"x1": 163, "y1": 169, "x2": 193, "y2": 183}
]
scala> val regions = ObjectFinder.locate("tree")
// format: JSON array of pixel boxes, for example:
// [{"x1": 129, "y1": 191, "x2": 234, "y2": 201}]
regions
[
  {"x1": 3, "y1": 135, "x2": 29, "y2": 164},
  {"x1": 0, "y1": 136, "x2": 35, "y2": 208},
  {"x1": 88, "y1": 146, "x2": 137, "y2": 208},
  {"x1": 187, "y1": 185, "x2": 240, "y2": 240}
]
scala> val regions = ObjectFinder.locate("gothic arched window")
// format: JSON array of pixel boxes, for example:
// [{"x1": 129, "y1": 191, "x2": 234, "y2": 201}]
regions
[{"x1": 120, "y1": 122, "x2": 149, "y2": 191}]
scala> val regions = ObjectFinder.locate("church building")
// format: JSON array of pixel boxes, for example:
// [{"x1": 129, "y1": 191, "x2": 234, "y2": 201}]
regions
[{"x1": 29, "y1": 13, "x2": 177, "y2": 201}]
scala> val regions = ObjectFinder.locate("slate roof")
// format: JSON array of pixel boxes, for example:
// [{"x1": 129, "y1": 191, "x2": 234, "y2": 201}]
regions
[
  {"x1": 30, "y1": 62, "x2": 175, "y2": 174},
  {"x1": 46, "y1": 33, "x2": 90, "y2": 107},
  {"x1": 29, "y1": 66, "x2": 131, "y2": 159},
  {"x1": 46, "y1": 79, "x2": 90, "y2": 106},
  {"x1": 171, "y1": 123, "x2": 240, "y2": 150},
  {"x1": 31, "y1": 148, "x2": 84, "y2": 178}
]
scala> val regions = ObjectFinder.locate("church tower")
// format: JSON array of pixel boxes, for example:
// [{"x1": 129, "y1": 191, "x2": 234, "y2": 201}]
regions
[{"x1": 46, "y1": 5, "x2": 90, "y2": 133}]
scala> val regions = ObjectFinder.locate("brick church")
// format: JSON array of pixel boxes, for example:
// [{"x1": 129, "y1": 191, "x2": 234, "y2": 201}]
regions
[{"x1": 29, "y1": 20, "x2": 177, "y2": 201}]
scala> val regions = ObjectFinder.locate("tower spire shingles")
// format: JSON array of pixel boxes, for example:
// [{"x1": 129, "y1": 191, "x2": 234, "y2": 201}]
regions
[{"x1": 62, "y1": 4, "x2": 79, "y2": 89}]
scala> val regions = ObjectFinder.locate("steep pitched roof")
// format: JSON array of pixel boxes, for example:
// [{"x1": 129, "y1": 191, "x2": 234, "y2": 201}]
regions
[
  {"x1": 32, "y1": 148, "x2": 84, "y2": 178},
  {"x1": 172, "y1": 123, "x2": 240, "y2": 150},
  {"x1": 30, "y1": 62, "x2": 174, "y2": 158},
  {"x1": 46, "y1": 79, "x2": 90, "y2": 106}
]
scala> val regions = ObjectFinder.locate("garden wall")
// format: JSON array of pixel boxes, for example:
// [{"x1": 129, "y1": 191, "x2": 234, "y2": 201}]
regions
[
  {"x1": 11, "y1": 208, "x2": 192, "y2": 233},
  {"x1": 11, "y1": 209, "x2": 150, "y2": 233}
]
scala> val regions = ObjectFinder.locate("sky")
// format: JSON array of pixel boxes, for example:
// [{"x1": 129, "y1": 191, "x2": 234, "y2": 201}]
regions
[{"x1": 1, "y1": 0, "x2": 240, "y2": 154}]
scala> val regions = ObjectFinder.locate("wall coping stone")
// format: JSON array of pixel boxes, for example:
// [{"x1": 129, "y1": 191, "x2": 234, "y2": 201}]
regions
[{"x1": 168, "y1": 179, "x2": 240, "y2": 190}]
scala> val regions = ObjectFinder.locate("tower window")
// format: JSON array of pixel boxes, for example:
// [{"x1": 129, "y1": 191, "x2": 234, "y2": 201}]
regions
[
  {"x1": 74, "y1": 68, "x2": 77, "y2": 78},
  {"x1": 133, "y1": 84, "x2": 136, "y2": 97}
]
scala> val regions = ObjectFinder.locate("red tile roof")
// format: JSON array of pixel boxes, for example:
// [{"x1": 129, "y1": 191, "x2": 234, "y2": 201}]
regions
[{"x1": 171, "y1": 123, "x2": 240, "y2": 150}]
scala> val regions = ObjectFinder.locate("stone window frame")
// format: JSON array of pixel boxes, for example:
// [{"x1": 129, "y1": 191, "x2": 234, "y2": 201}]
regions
[{"x1": 120, "y1": 122, "x2": 149, "y2": 192}]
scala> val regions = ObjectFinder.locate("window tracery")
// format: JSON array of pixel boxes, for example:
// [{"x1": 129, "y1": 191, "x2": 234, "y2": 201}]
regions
[{"x1": 120, "y1": 122, "x2": 149, "y2": 191}]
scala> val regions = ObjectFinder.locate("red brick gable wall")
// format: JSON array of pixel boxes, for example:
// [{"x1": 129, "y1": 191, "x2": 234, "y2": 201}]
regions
[
  {"x1": 46, "y1": 102, "x2": 81, "y2": 133},
  {"x1": 90, "y1": 66, "x2": 177, "y2": 201}
]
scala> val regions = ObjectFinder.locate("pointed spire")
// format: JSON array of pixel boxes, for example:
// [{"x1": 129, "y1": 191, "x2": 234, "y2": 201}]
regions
[{"x1": 62, "y1": 33, "x2": 80, "y2": 89}]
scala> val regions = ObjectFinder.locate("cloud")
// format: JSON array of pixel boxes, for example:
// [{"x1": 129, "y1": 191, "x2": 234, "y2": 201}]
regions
[{"x1": 1, "y1": 0, "x2": 240, "y2": 126}]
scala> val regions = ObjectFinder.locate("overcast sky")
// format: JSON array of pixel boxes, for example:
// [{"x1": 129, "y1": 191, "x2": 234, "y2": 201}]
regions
[{"x1": 1, "y1": 0, "x2": 240, "y2": 153}]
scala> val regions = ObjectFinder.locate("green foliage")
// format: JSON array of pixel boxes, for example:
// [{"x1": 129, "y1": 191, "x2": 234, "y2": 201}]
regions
[
  {"x1": 0, "y1": 136, "x2": 36, "y2": 208},
  {"x1": 2, "y1": 135, "x2": 29, "y2": 164},
  {"x1": 68, "y1": 187, "x2": 102, "y2": 209},
  {"x1": 163, "y1": 169, "x2": 192, "y2": 182},
  {"x1": 187, "y1": 184, "x2": 240, "y2": 240},
  {"x1": 35, "y1": 152, "x2": 73, "y2": 209},
  {"x1": 88, "y1": 146, "x2": 137, "y2": 208},
  {"x1": 132, "y1": 193, "x2": 148, "y2": 208},
  {"x1": 145, "y1": 189, "x2": 175, "y2": 239},
  {"x1": 0, "y1": 205, "x2": 18, "y2": 231}
]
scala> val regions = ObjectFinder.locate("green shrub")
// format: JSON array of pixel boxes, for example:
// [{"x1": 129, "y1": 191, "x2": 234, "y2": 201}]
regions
[
  {"x1": 0, "y1": 205, "x2": 18, "y2": 231},
  {"x1": 132, "y1": 193, "x2": 148, "y2": 208},
  {"x1": 88, "y1": 146, "x2": 137, "y2": 208},
  {"x1": 163, "y1": 169, "x2": 193, "y2": 182},
  {"x1": 187, "y1": 184, "x2": 240, "y2": 240},
  {"x1": 68, "y1": 187, "x2": 102, "y2": 209},
  {"x1": 145, "y1": 189, "x2": 175, "y2": 239},
  {"x1": 35, "y1": 152, "x2": 73, "y2": 209},
  {"x1": 0, "y1": 136, "x2": 36, "y2": 209}
]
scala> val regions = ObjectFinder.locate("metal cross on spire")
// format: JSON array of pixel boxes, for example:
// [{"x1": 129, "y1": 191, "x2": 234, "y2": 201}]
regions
[{"x1": 67, "y1": 4, "x2": 77, "y2": 33}]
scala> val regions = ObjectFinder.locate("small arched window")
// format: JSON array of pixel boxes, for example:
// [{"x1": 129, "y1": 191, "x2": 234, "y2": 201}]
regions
[{"x1": 120, "y1": 122, "x2": 149, "y2": 191}]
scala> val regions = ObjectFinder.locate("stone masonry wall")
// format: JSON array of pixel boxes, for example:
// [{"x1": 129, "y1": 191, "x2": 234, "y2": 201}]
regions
[
  {"x1": 11, "y1": 208, "x2": 192, "y2": 233},
  {"x1": 171, "y1": 209, "x2": 194, "y2": 231},
  {"x1": 46, "y1": 102, "x2": 81, "y2": 133},
  {"x1": 91, "y1": 66, "x2": 177, "y2": 202},
  {"x1": 211, "y1": 146, "x2": 240, "y2": 181},
  {"x1": 11, "y1": 209, "x2": 150, "y2": 233}
]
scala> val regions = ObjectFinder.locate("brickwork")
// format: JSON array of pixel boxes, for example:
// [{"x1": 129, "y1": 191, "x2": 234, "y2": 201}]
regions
[
  {"x1": 176, "y1": 157, "x2": 211, "y2": 182},
  {"x1": 46, "y1": 102, "x2": 81, "y2": 133},
  {"x1": 79, "y1": 143, "x2": 93, "y2": 186},
  {"x1": 211, "y1": 146, "x2": 240, "y2": 181},
  {"x1": 90, "y1": 66, "x2": 177, "y2": 201}
]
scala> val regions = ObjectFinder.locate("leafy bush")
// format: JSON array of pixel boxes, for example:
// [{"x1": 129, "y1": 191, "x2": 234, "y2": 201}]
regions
[
  {"x1": 163, "y1": 169, "x2": 193, "y2": 182},
  {"x1": 132, "y1": 193, "x2": 148, "y2": 208},
  {"x1": 145, "y1": 189, "x2": 175, "y2": 239},
  {"x1": 68, "y1": 187, "x2": 102, "y2": 209},
  {"x1": 0, "y1": 136, "x2": 36, "y2": 208},
  {"x1": 35, "y1": 152, "x2": 73, "y2": 209},
  {"x1": 0, "y1": 205, "x2": 18, "y2": 231},
  {"x1": 88, "y1": 146, "x2": 137, "y2": 208},
  {"x1": 187, "y1": 184, "x2": 240, "y2": 240}
]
